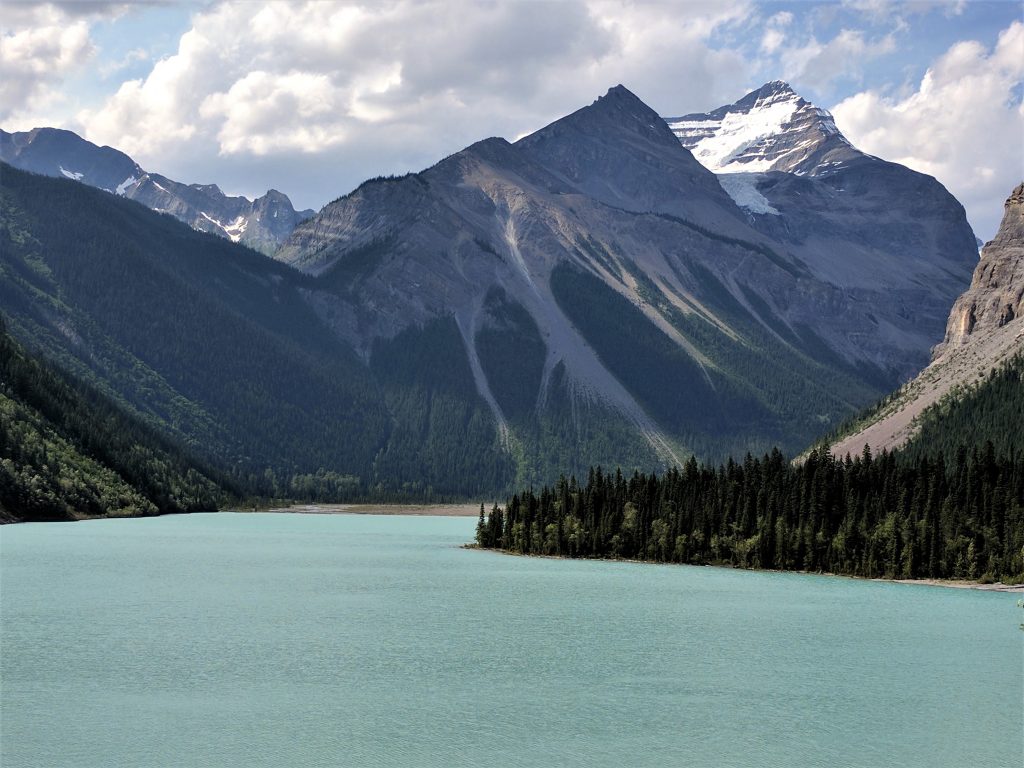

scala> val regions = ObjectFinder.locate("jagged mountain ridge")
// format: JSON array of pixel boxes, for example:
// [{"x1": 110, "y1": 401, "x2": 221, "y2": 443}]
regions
[
  {"x1": 829, "y1": 182, "x2": 1024, "y2": 457},
  {"x1": 277, "y1": 84, "x2": 975, "y2": 466},
  {"x1": 665, "y1": 81, "x2": 860, "y2": 177},
  {"x1": 0, "y1": 127, "x2": 314, "y2": 253}
]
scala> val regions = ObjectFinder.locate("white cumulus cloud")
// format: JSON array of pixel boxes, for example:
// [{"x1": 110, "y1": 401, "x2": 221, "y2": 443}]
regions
[
  {"x1": 74, "y1": 0, "x2": 755, "y2": 208},
  {"x1": 760, "y1": 12, "x2": 793, "y2": 55},
  {"x1": 780, "y1": 28, "x2": 896, "y2": 90},
  {"x1": 0, "y1": 4, "x2": 94, "y2": 122},
  {"x1": 831, "y1": 21, "x2": 1024, "y2": 239}
]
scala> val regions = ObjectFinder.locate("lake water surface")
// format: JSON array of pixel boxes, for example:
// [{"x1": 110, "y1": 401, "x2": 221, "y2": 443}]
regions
[{"x1": 1, "y1": 513, "x2": 1021, "y2": 767}]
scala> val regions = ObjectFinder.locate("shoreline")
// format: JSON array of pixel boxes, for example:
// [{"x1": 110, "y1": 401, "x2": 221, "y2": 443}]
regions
[
  {"x1": 883, "y1": 577, "x2": 1024, "y2": 592},
  {"x1": 469, "y1": 547, "x2": 1024, "y2": 592},
  {"x1": 259, "y1": 502, "x2": 483, "y2": 517}
]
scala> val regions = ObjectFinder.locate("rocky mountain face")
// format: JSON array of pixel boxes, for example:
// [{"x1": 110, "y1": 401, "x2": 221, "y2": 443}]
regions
[
  {"x1": 277, "y1": 85, "x2": 976, "y2": 470},
  {"x1": 938, "y1": 183, "x2": 1024, "y2": 351},
  {"x1": 0, "y1": 127, "x2": 313, "y2": 253},
  {"x1": 663, "y1": 82, "x2": 978, "y2": 378},
  {"x1": 829, "y1": 182, "x2": 1024, "y2": 457}
]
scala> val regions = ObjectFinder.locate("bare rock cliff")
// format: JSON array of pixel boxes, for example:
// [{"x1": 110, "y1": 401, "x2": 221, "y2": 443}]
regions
[{"x1": 937, "y1": 182, "x2": 1024, "y2": 355}]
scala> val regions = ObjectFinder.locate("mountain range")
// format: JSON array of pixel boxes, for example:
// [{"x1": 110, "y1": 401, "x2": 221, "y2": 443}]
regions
[
  {"x1": 0, "y1": 82, "x2": 980, "y2": 496},
  {"x1": 0, "y1": 127, "x2": 314, "y2": 254},
  {"x1": 275, "y1": 84, "x2": 975, "y2": 460}
]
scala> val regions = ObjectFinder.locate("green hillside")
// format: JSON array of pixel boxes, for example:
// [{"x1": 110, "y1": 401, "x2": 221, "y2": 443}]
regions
[
  {"x1": 901, "y1": 353, "x2": 1024, "y2": 460},
  {"x1": 0, "y1": 318, "x2": 227, "y2": 521},
  {"x1": 0, "y1": 163, "x2": 388, "y2": 481}
]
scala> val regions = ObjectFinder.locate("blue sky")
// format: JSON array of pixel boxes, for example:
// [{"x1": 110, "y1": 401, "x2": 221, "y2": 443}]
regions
[
  {"x1": 2, "y1": 0, "x2": 1022, "y2": 237},
  {"x1": 712, "y1": 1, "x2": 1021, "y2": 94}
]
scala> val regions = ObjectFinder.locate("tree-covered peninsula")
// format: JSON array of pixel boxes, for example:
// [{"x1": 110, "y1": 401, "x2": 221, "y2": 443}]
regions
[{"x1": 477, "y1": 444, "x2": 1023, "y2": 582}]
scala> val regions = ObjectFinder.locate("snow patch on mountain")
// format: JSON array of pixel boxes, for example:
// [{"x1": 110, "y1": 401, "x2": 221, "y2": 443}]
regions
[
  {"x1": 201, "y1": 211, "x2": 248, "y2": 242},
  {"x1": 59, "y1": 166, "x2": 84, "y2": 181},
  {"x1": 115, "y1": 175, "x2": 138, "y2": 195},
  {"x1": 223, "y1": 215, "x2": 248, "y2": 242},
  {"x1": 669, "y1": 98, "x2": 799, "y2": 173},
  {"x1": 717, "y1": 174, "x2": 780, "y2": 216}
]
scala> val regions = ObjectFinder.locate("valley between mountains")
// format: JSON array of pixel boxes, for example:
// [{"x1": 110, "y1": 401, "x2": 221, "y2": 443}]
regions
[{"x1": 0, "y1": 82, "x2": 1016, "y2": 540}]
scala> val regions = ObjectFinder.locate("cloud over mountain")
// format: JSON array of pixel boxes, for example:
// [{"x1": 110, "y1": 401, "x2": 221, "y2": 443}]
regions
[
  {"x1": 2, "y1": 1, "x2": 1019, "y2": 238},
  {"x1": 71, "y1": 0, "x2": 752, "y2": 207},
  {"x1": 832, "y1": 21, "x2": 1024, "y2": 239}
]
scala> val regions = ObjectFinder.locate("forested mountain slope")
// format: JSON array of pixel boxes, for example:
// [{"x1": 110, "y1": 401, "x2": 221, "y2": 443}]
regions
[
  {"x1": 0, "y1": 163, "x2": 388, "y2": 490},
  {"x1": 900, "y1": 352, "x2": 1024, "y2": 460},
  {"x1": 0, "y1": 318, "x2": 226, "y2": 522},
  {"x1": 0, "y1": 163, "x2": 509, "y2": 498}
]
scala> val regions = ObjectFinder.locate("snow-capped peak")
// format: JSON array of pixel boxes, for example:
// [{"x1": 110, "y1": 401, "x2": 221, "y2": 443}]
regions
[{"x1": 663, "y1": 81, "x2": 856, "y2": 177}]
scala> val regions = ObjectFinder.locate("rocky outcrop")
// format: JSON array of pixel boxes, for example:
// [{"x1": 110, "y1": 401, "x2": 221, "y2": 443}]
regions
[
  {"x1": 829, "y1": 182, "x2": 1024, "y2": 458},
  {"x1": 936, "y1": 183, "x2": 1024, "y2": 353}
]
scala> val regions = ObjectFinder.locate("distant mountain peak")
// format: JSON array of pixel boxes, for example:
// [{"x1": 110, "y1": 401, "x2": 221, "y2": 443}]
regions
[
  {"x1": 602, "y1": 83, "x2": 639, "y2": 101},
  {"x1": 464, "y1": 136, "x2": 514, "y2": 155},
  {"x1": 0, "y1": 126, "x2": 311, "y2": 253},
  {"x1": 518, "y1": 83, "x2": 682, "y2": 158},
  {"x1": 589, "y1": 84, "x2": 660, "y2": 119},
  {"x1": 510, "y1": 85, "x2": 738, "y2": 224},
  {"x1": 664, "y1": 81, "x2": 857, "y2": 176},
  {"x1": 191, "y1": 182, "x2": 223, "y2": 196},
  {"x1": 754, "y1": 79, "x2": 796, "y2": 97}
]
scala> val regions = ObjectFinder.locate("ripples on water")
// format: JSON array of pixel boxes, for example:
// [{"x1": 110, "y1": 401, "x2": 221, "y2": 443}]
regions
[{"x1": 1, "y1": 513, "x2": 1020, "y2": 767}]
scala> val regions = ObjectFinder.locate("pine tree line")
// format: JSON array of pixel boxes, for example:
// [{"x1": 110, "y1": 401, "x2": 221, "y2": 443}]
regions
[{"x1": 476, "y1": 445, "x2": 1024, "y2": 582}]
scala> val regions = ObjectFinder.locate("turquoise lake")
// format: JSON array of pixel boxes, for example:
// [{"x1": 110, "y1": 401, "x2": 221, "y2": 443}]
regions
[{"x1": 1, "y1": 512, "x2": 1021, "y2": 767}]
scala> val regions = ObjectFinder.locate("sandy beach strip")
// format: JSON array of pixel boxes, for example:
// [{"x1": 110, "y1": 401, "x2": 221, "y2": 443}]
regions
[{"x1": 887, "y1": 578, "x2": 1024, "y2": 592}]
